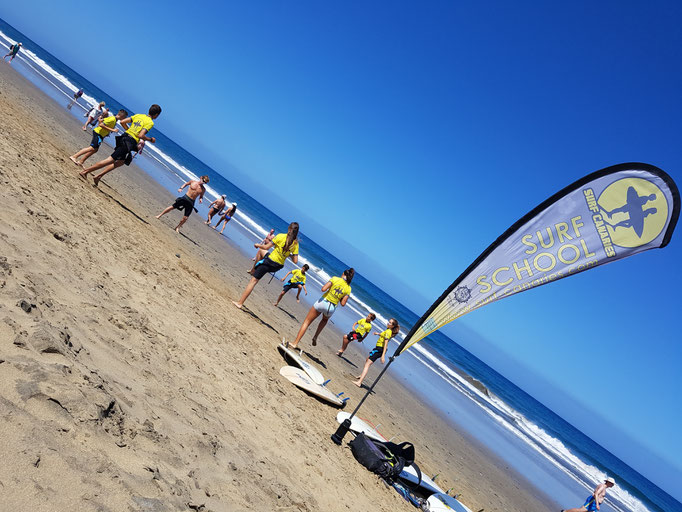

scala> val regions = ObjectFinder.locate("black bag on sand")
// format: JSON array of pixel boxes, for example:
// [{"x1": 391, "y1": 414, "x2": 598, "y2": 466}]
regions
[{"x1": 349, "y1": 433, "x2": 421, "y2": 485}]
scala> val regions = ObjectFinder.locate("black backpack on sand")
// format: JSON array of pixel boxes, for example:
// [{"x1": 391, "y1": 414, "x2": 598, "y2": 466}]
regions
[{"x1": 349, "y1": 433, "x2": 422, "y2": 486}]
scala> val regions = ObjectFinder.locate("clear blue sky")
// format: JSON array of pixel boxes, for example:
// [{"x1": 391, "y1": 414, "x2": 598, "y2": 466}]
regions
[{"x1": 4, "y1": 0, "x2": 681, "y2": 499}]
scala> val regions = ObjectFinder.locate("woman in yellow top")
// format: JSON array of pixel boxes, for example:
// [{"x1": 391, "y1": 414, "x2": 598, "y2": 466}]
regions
[
  {"x1": 337, "y1": 312, "x2": 376, "y2": 356},
  {"x1": 289, "y1": 268, "x2": 354, "y2": 349},
  {"x1": 353, "y1": 318, "x2": 400, "y2": 387},
  {"x1": 232, "y1": 222, "x2": 299, "y2": 309}
]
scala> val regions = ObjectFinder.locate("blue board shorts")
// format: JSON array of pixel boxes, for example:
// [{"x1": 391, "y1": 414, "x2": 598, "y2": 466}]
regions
[
  {"x1": 283, "y1": 281, "x2": 302, "y2": 292},
  {"x1": 583, "y1": 496, "x2": 597, "y2": 512}
]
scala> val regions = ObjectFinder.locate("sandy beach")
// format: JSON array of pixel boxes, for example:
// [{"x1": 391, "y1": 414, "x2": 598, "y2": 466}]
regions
[{"x1": 0, "y1": 63, "x2": 557, "y2": 512}]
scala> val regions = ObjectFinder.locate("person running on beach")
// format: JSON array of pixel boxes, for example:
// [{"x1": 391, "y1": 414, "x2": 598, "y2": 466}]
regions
[
  {"x1": 67, "y1": 88, "x2": 84, "y2": 110},
  {"x1": 3, "y1": 42, "x2": 22, "y2": 63},
  {"x1": 562, "y1": 477, "x2": 615, "y2": 512},
  {"x1": 232, "y1": 222, "x2": 299, "y2": 309},
  {"x1": 83, "y1": 102, "x2": 107, "y2": 130},
  {"x1": 80, "y1": 104, "x2": 161, "y2": 186},
  {"x1": 337, "y1": 312, "x2": 376, "y2": 356},
  {"x1": 353, "y1": 318, "x2": 400, "y2": 387},
  {"x1": 274, "y1": 264, "x2": 309, "y2": 306},
  {"x1": 69, "y1": 109, "x2": 127, "y2": 166},
  {"x1": 205, "y1": 195, "x2": 227, "y2": 224},
  {"x1": 289, "y1": 268, "x2": 354, "y2": 349},
  {"x1": 156, "y1": 175, "x2": 209, "y2": 233},
  {"x1": 251, "y1": 229, "x2": 275, "y2": 262},
  {"x1": 214, "y1": 203, "x2": 238, "y2": 234}
]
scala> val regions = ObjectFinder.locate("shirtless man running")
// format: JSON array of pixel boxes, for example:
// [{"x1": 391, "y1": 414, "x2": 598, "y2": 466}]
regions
[
  {"x1": 156, "y1": 175, "x2": 209, "y2": 233},
  {"x1": 205, "y1": 194, "x2": 227, "y2": 225},
  {"x1": 562, "y1": 477, "x2": 615, "y2": 512}
]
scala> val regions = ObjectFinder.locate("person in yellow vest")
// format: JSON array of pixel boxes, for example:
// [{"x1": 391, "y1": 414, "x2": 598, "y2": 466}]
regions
[
  {"x1": 80, "y1": 104, "x2": 161, "y2": 186},
  {"x1": 289, "y1": 268, "x2": 354, "y2": 349},
  {"x1": 232, "y1": 222, "x2": 300, "y2": 309},
  {"x1": 337, "y1": 312, "x2": 376, "y2": 356},
  {"x1": 274, "y1": 264, "x2": 309, "y2": 306},
  {"x1": 69, "y1": 109, "x2": 128, "y2": 166},
  {"x1": 353, "y1": 318, "x2": 400, "y2": 387}
]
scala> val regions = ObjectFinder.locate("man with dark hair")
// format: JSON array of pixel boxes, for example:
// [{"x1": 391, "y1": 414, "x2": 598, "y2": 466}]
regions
[
  {"x1": 156, "y1": 175, "x2": 209, "y2": 233},
  {"x1": 80, "y1": 104, "x2": 162, "y2": 186}
]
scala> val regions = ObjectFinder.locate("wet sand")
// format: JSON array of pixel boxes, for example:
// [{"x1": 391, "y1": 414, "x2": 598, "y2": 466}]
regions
[{"x1": 0, "y1": 62, "x2": 558, "y2": 511}]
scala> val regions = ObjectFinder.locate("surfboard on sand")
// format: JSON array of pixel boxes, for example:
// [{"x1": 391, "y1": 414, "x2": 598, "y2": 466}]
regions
[
  {"x1": 398, "y1": 464, "x2": 444, "y2": 495},
  {"x1": 423, "y1": 492, "x2": 473, "y2": 512},
  {"x1": 277, "y1": 342, "x2": 325, "y2": 385},
  {"x1": 279, "y1": 366, "x2": 346, "y2": 407},
  {"x1": 336, "y1": 411, "x2": 388, "y2": 442}
]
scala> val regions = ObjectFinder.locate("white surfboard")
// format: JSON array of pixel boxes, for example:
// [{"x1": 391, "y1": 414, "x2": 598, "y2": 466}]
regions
[
  {"x1": 336, "y1": 411, "x2": 388, "y2": 442},
  {"x1": 279, "y1": 366, "x2": 346, "y2": 407},
  {"x1": 398, "y1": 464, "x2": 444, "y2": 495},
  {"x1": 424, "y1": 492, "x2": 473, "y2": 512},
  {"x1": 277, "y1": 342, "x2": 325, "y2": 385}
]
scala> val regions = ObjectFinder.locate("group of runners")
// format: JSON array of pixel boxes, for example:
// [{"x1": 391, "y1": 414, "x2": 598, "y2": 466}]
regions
[{"x1": 62, "y1": 89, "x2": 616, "y2": 512}]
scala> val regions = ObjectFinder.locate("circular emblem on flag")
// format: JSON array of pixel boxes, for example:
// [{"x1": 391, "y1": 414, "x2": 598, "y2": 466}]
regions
[
  {"x1": 453, "y1": 285, "x2": 471, "y2": 303},
  {"x1": 597, "y1": 178, "x2": 668, "y2": 248}
]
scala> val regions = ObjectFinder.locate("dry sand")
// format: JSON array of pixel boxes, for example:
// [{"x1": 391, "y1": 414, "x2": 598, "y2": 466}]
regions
[{"x1": 0, "y1": 63, "x2": 558, "y2": 511}]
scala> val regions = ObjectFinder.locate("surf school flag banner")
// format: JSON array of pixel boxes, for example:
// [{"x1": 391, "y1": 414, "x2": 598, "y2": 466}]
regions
[{"x1": 397, "y1": 163, "x2": 679, "y2": 354}]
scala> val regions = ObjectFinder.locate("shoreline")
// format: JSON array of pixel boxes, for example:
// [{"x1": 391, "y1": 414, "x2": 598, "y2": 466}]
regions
[{"x1": 0, "y1": 62, "x2": 558, "y2": 511}]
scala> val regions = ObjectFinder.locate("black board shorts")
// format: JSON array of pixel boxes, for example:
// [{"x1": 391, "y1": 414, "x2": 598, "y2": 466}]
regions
[
  {"x1": 90, "y1": 131, "x2": 104, "y2": 149},
  {"x1": 283, "y1": 281, "x2": 303, "y2": 292},
  {"x1": 252, "y1": 256, "x2": 284, "y2": 280},
  {"x1": 172, "y1": 195, "x2": 196, "y2": 217},
  {"x1": 111, "y1": 134, "x2": 138, "y2": 165},
  {"x1": 368, "y1": 346, "x2": 384, "y2": 362},
  {"x1": 346, "y1": 331, "x2": 363, "y2": 342}
]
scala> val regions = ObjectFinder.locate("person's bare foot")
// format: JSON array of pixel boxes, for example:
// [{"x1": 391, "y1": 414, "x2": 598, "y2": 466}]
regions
[
  {"x1": 155, "y1": 214, "x2": 162, "y2": 219},
  {"x1": 311, "y1": 337, "x2": 317, "y2": 346},
  {"x1": 69, "y1": 156, "x2": 79, "y2": 165},
  {"x1": 296, "y1": 298, "x2": 300, "y2": 303},
  {"x1": 353, "y1": 380, "x2": 362, "y2": 387},
  {"x1": 336, "y1": 351, "x2": 343, "y2": 356},
  {"x1": 273, "y1": 302, "x2": 279, "y2": 307},
  {"x1": 92, "y1": 176, "x2": 101, "y2": 187},
  {"x1": 175, "y1": 227, "x2": 181, "y2": 233},
  {"x1": 232, "y1": 301, "x2": 243, "y2": 309},
  {"x1": 81, "y1": 126, "x2": 86, "y2": 131},
  {"x1": 78, "y1": 171, "x2": 88, "y2": 180}
]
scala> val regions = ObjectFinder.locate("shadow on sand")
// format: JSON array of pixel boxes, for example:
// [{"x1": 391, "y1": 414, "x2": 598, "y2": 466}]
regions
[
  {"x1": 241, "y1": 306, "x2": 279, "y2": 334},
  {"x1": 95, "y1": 184, "x2": 149, "y2": 225}
]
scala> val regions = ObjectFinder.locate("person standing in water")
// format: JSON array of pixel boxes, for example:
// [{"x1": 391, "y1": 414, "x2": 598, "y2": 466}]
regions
[
  {"x1": 353, "y1": 318, "x2": 400, "y2": 387},
  {"x1": 156, "y1": 175, "x2": 209, "y2": 232},
  {"x1": 562, "y1": 478, "x2": 615, "y2": 512},
  {"x1": 274, "y1": 264, "x2": 309, "y2": 306},
  {"x1": 205, "y1": 195, "x2": 227, "y2": 224},
  {"x1": 214, "y1": 203, "x2": 238, "y2": 234},
  {"x1": 337, "y1": 312, "x2": 376, "y2": 356},
  {"x1": 3, "y1": 42, "x2": 22, "y2": 63},
  {"x1": 232, "y1": 222, "x2": 300, "y2": 309},
  {"x1": 289, "y1": 268, "x2": 354, "y2": 348},
  {"x1": 67, "y1": 88, "x2": 84, "y2": 110}
]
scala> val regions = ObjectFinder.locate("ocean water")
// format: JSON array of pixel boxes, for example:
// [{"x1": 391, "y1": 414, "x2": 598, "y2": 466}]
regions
[{"x1": 1, "y1": 18, "x2": 679, "y2": 512}]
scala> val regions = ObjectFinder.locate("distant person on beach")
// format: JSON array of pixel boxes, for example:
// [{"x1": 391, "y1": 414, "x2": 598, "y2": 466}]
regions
[
  {"x1": 214, "y1": 203, "x2": 238, "y2": 234},
  {"x1": 289, "y1": 268, "x2": 354, "y2": 348},
  {"x1": 156, "y1": 175, "x2": 209, "y2": 233},
  {"x1": 337, "y1": 312, "x2": 376, "y2": 356},
  {"x1": 562, "y1": 477, "x2": 615, "y2": 512},
  {"x1": 67, "y1": 88, "x2": 84, "y2": 109},
  {"x1": 3, "y1": 42, "x2": 22, "y2": 63},
  {"x1": 205, "y1": 195, "x2": 227, "y2": 224},
  {"x1": 69, "y1": 109, "x2": 127, "y2": 166},
  {"x1": 353, "y1": 318, "x2": 400, "y2": 387},
  {"x1": 252, "y1": 229, "x2": 275, "y2": 262},
  {"x1": 274, "y1": 264, "x2": 309, "y2": 306},
  {"x1": 232, "y1": 222, "x2": 299, "y2": 309},
  {"x1": 80, "y1": 104, "x2": 161, "y2": 186},
  {"x1": 82, "y1": 102, "x2": 106, "y2": 130}
]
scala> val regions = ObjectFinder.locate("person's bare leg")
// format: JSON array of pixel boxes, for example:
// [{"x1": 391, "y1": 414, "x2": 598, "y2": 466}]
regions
[
  {"x1": 174, "y1": 215, "x2": 189, "y2": 233},
  {"x1": 92, "y1": 160, "x2": 124, "y2": 186},
  {"x1": 156, "y1": 206, "x2": 175, "y2": 219},
  {"x1": 205, "y1": 212, "x2": 213, "y2": 224},
  {"x1": 219, "y1": 219, "x2": 230, "y2": 234},
  {"x1": 232, "y1": 277, "x2": 260, "y2": 309},
  {"x1": 249, "y1": 248, "x2": 268, "y2": 273},
  {"x1": 80, "y1": 156, "x2": 114, "y2": 177},
  {"x1": 311, "y1": 316, "x2": 329, "y2": 346},
  {"x1": 291, "y1": 308, "x2": 321, "y2": 348},
  {"x1": 213, "y1": 217, "x2": 224, "y2": 230},
  {"x1": 337, "y1": 334, "x2": 351, "y2": 356},
  {"x1": 295, "y1": 286, "x2": 303, "y2": 302},
  {"x1": 77, "y1": 147, "x2": 97, "y2": 165},
  {"x1": 274, "y1": 289, "x2": 287, "y2": 307},
  {"x1": 353, "y1": 359, "x2": 373, "y2": 387}
]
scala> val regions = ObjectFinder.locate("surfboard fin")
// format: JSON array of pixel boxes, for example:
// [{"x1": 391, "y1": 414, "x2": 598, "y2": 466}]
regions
[{"x1": 322, "y1": 379, "x2": 331, "y2": 387}]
